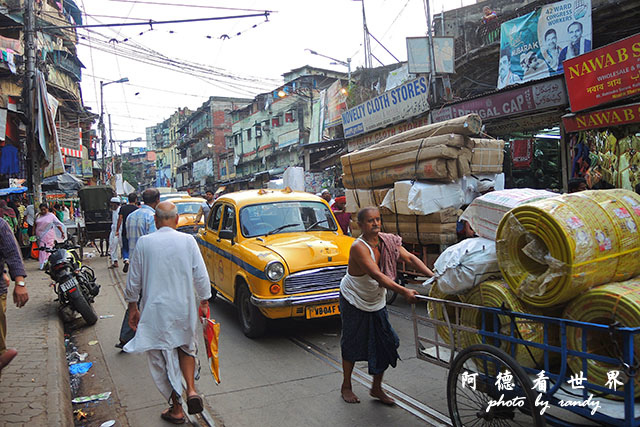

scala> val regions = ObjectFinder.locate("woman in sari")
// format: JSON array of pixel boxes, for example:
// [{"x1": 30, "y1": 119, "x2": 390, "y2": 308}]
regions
[{"x1": 34, "y1": 203, "x2": 65, "y2": 270}]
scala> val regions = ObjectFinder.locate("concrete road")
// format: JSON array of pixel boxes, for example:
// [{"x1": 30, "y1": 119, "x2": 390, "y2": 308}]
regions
[{"x1": 79, "y1": 251, "x2": 452, "y2": 427}]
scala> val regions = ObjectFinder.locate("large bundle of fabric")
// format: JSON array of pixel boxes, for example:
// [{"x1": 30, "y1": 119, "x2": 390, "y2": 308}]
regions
[
  {"x1": 341, "y1": 114, "x2": 504, "y2": 247},
  {"x1": 496, "y1": 189, "x2": 640, "y2": 307}
]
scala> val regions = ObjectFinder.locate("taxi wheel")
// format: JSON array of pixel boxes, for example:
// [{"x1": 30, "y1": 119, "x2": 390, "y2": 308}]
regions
[
  {"x1": 237, "y1": 284, "x2": 267, "y2": 338},
  {"x1": 209, "y1": 287, "x2": 217, "y2": 302}
]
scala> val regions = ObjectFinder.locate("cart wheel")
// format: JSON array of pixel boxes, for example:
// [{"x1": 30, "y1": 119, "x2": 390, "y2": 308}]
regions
[
  {"x1": 447, "y1": 344, "x2": 545, "y2": 427},
  {"x1": 386, "y1": 274, "x2": 405, "y2": 306}
]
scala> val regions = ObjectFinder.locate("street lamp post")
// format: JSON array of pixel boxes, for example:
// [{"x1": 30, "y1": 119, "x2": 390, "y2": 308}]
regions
[
  {"x1": 99, "y1": 77, "x2": 129, "y2": 183},
  {"x1": 306, "y1": 49, "x2": 351, "y2": 86}
]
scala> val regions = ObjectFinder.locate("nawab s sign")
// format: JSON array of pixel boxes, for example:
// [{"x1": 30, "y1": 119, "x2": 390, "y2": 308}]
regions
[
  {"x1": 564, "y1": 32, "x2": 640, "y2": 112},
  {"x1": 563, "y1": 102, "x2": 640, "y2": 132}
]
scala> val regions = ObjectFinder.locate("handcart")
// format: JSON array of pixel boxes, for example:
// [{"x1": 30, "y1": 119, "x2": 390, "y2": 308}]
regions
[{"x1": 413, "y1": 294, "x2": 640, "y2": 426}]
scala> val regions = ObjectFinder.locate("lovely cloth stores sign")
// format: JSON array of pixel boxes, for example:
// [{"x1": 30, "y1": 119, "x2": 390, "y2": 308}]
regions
[
  {"x1": 431, "y1": 78, "x2": 567, "y2": 123},
  {"x1": 341, "y1": 76, "x2": 429, "y2": 138},
  {"x1": 564, "y1": 32, "x2": 640, "y2": 112}
]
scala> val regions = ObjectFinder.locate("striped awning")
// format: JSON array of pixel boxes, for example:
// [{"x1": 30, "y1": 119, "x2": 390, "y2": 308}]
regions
[{"x1": 60, "y1": 146, "x2": 82, "y2": 158}]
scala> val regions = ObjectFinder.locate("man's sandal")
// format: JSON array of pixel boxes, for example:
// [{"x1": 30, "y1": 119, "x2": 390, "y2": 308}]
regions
[
  {"x1": 160, "y1": 407, "x2": 185, "y2": 424},
  {"x1": 186, "y1": 394, "x2": 204, "y2": 414}
]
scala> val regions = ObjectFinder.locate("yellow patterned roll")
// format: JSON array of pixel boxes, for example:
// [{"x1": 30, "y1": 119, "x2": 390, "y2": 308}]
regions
[
  {"x1": 459, "y1": 280, "x2": 548, "y2": 369},
  {"x1": 427, "y1": 284, "x2": 461, "y2": 345},
  {"x1": 563, "y1": 278, "x2": 640, "y2": 399},
  {"x1": 497, "y1": 189, "x2": 640, "y2": 307}
]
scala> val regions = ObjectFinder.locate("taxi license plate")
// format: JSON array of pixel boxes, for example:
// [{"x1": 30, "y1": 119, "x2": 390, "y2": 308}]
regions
[
  {"x1": 60, "y1": 277, "x2": 78, "y2": 292},
  {"x1": 306, "y1": 303, "x2": 340, "y2": 319}
]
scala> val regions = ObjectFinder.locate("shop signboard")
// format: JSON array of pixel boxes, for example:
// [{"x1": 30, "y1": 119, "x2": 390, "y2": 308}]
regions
[
  {"x1": 341, "y1": 76, "x2": 429, "y2": 138},
  {"x1": 563, "y1": 33, "x2": 640, "y2": 112},
  {"x1": 498, "y1": 0, "x2": 592, "y2": 90},
  {"x1": 563, "y1": 102, "x2": 640, "y2": 132},
  {"x1": 432, "y1": 77, "x2": 567, "y2": 123},
  {"x1": 347, "y1": 113, "x2": 431, "y2": 152}
]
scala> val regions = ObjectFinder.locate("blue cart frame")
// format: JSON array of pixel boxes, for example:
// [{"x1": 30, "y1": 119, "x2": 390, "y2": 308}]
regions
[{"x1": 413, "y1": 294, "x2": 640, "y2": 426}]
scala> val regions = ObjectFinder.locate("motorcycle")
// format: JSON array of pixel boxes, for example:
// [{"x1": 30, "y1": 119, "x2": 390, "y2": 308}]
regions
[{"x1": 42, "y1": 239, "x2": 100, "y2": 325}]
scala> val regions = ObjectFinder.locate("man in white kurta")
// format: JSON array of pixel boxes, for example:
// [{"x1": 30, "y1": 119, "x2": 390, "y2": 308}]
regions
[
  {"x1": 108, "y1": 197, "x2": 120, "y2": 269},
  {"x1": 124, "y1": 201, "x2": 211, "y2": 423}
]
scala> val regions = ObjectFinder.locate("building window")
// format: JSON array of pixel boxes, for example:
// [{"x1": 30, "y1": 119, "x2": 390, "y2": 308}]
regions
[
  {"x1": 272, "y1": 117, "x2": 280, "y2": 128},
  {"x1": 285, "y1": 110, "x2": 296, "y2": 123},
  {"x1": 255, "y1": 124, "x2": 262, "y2": 138},
  {"x1": 247, "y1": 128, "x2": 252, "y2": 140}
]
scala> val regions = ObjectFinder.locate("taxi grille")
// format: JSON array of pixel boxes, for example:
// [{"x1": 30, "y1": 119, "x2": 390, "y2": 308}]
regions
[{"x1": 284, "y1": 266, "x2": 347, "y2": 294}]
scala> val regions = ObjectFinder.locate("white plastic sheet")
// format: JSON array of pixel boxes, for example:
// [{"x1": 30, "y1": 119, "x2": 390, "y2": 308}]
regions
[
  {"x1": 460, "y1": 188, "x2": 556, "y2": 240},
  {"x1": 423, "y1": 237, "x2": 501, "y2": 295},
  {"x1": 381, "y1": 180, "x2": 464, "y2": 215},
  {"x1": 282, "y1": 167, "x2": 305, "y2": 191}
]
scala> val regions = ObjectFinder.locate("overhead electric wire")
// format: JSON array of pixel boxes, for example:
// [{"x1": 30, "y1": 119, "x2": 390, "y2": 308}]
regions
[
  {"x1": 368, "y1": 31, "x2": 400, "y2": 62},
  {"x1": 37, "y1": 11, "x2": 271, "y2": 30},
  {"x1": 106, "y1": 0, "x2": 271, "y2": 13}
]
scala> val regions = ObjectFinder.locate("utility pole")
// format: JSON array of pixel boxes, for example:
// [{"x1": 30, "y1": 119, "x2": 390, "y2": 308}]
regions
[
  {"x1": 24, "y1": 0, "x2": 41, "y2": 203},
  {"x1": 424, "y1": 0, "x2": 438, "y2": 105},
  {"x1": 99, "y1": 81, "x2": 106, "y2": 184},
  {"x1": 360, "y1": 0, "x2": 372, "y2": 69}
]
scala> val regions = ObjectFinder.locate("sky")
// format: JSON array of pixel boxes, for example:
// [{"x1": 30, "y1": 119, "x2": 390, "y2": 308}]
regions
[{"x1": 77, "y1": 0, "x2": 475, "y2": 152}]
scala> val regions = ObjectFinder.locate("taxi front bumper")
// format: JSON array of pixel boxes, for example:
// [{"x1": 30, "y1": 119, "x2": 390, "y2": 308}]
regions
[{"x1": 250, "y1": 290, "x2": 340, "y2": 308}]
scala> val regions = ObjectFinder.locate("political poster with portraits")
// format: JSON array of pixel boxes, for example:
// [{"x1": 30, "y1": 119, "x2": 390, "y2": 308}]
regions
[{"x1": 498, "y1": 0, "x2": 592, "y2": 89}]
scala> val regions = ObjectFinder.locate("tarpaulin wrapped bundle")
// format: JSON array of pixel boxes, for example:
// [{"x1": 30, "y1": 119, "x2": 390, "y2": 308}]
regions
[
  {"x1": 458, "y1": 280, "x2": 550, "y2": 369},
  {"x1": 365, "y1": 114, "x2": 483, "y2": 149},
  {"x1": 563, "y1": 278, "x2": 640, "y2": 398},
  {"x1": 460, "y1": 188, "x2": 557, "y2": 241},
  {"x1": 496, "y1": 189, "x2": 640, "y2": 307},
  {"x1": 381, "y1": 180, "x2": 465, "y2": 216},
  {"x1": 423, "y1": 237, "x2": 501, "y2": 295}
]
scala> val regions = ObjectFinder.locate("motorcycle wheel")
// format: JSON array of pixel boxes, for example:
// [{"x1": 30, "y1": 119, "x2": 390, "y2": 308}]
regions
[{"x1": 73, "y1": 290, "x2": 98, "y2": 326}]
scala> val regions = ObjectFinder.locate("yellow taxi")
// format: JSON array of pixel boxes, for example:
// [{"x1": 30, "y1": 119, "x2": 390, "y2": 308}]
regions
[
  {"x1": 196, "y1": 188, "x2": 354, "y2": 337},
  {"x1": 166, "y1": 196, "x2": 206, "y2": 235}
]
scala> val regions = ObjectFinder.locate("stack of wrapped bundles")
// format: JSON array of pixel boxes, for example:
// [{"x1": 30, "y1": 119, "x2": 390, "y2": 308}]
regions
[
  {"x1": 341, "y1": 114, "x2": 505, "y2": 246},
  {"x1": 341, "y1": 114, "x2": 505, "y2": 188}
]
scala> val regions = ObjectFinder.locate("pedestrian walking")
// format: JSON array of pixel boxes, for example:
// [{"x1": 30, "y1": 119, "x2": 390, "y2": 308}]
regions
[
  {"x1": 116, "y1": 193, "x2": 138, "y2": 273},
  {"x1": 0, "y1": 217, "x2": 28, "y2": 373},
  {"x1": 34, "y1": 203, "x2": 65, "y2": 270},
  {"x1": 339, "y1": 207, "x2": 433, "y2": 405},
  {"x1": 108, "y1": 197, "x2": 121, "y2": 269},
  {"x1": 116, "y1": 188, "x2": 159, "y2": 349},
  {"x1": 124, "y1": 201, "x2": 210, "y2": 422},
  {"x1": 193, "y1": 189, "x2": 214, "y2": 232}
]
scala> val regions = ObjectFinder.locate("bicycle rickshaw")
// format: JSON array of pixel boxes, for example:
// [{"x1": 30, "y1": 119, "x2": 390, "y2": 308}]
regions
[
  {"x1": 78, "y1": 186, "x2": 116, "y2": 259},
  {"x1": 413, "y1": 293, "x2": 640, "y2": 426}
]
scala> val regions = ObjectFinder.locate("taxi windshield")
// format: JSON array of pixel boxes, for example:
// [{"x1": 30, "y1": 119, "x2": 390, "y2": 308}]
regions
[
  {"x1": 240, "y1": 201, "x2": 338, "y2": 237},
  {"x1": 176, "y1": 202, "x2": 201, "y2": 215}
]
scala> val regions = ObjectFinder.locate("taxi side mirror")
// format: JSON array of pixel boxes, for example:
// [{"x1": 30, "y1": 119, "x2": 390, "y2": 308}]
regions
[{"x1": 219, "y1": 229, "x2": 235, "y2": 243}]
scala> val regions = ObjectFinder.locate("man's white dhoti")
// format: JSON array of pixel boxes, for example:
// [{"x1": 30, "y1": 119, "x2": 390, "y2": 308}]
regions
[
  {"x1": 147, "y1": 342, "x2": 196, "y2": 403},
  {"x1": 108, "y1": 231, "x2": 119, "y2": 263}
]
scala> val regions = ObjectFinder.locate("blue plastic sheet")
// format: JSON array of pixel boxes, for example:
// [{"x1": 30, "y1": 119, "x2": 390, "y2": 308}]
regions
[{"x1": 69, "y1": 362, "x2": 92, "y2": 375}]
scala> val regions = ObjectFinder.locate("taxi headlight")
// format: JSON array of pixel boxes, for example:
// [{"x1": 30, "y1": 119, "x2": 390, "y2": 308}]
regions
[{"x1": 265, "y1": 261, "x2": 285, "y2": 282}]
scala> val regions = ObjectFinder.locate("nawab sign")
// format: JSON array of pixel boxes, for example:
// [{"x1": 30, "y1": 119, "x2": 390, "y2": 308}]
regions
[
  {"x1": 564, "y1": 32, "x2": 640, "y2": 111},
  {"x1": 563, "y1": 102, "x2": 640, "y2": 132}
]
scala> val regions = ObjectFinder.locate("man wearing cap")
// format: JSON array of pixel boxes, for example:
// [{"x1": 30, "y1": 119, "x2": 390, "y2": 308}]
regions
[
  {"x1": 332, "y1": 196, "x2": 350, "y2": 235},
  {"x1": 108, "y1": 197, "x2": 121, "y2": 269}
]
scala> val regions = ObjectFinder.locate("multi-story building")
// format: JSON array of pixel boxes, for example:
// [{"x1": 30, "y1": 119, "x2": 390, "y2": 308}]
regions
[
  {"x1": 175, "y1": 96, "x2": 250, "y2": 193},
  {"x1": 145, "y1": 107, "x2": 191, "y2": 188},
  {"x1": 0, "y1": 0, "x2": 94, "y2": 188},
  {"x1": 230, "y1": 66, "x2": 347, "y2": 189}
]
